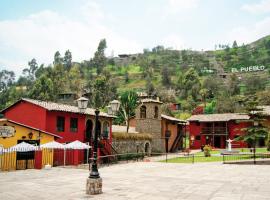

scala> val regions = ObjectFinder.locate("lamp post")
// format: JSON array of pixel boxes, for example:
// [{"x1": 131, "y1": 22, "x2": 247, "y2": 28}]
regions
[
  {"x1": 82, "y1": 97, "x2": 120, "y2": 195},
  {"x1": 165, "y1": 130, "x2": 171, "y2": 163},
  {"x1": 253, "y1": 120, "x2": 259, "y2": 164},
  {"x1": 77, "y1": 97, "x2": 103, "y2": 195}
]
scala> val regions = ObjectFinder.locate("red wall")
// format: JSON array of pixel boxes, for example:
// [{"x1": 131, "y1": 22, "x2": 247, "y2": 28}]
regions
[
  {"x1": 189, "y1": 120, "x2": 250, "y2": 149},
  {"x1": 45, "y1": 111, "x2": 86, "y2": 143},
  {"x1": 4, "y1": 101, "x2": 47, "y2": 130},
  {"x1": 228, "y1": 121, "x2": 250, "y2": 148},
  {"x1": 189, "y1": 122, "x2": 202, "y2": 149}
]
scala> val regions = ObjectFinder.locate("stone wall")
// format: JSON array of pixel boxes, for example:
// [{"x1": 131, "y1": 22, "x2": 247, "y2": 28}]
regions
[
  {"x1": 135, "y1": 102, "x2": 163, "y2": 152},
  {"x1": 112, "y1": 139, "x2": 152, "y2": 155}
]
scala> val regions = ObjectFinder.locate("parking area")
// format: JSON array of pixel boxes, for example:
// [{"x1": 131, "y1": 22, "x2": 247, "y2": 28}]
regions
[{"x1": 1, "y1": 162, "x2": 270, "y2": 200}]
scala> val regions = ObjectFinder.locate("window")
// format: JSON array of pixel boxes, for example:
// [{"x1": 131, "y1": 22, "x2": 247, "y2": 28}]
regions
[
  {"x1": 195, "y1": 135, "x2": 201, "y2": 140},
  {"x1": 140, "y1": 105, "x2": 146, "y2": 118},
  {"x1": 102, "y1": 121, "x2": 110, "y2": 139},
  {"x1": 57, "y1": 116, "x2": 65, "y2": 132},
  {"x1": 70, "y1": 118, "x2": 78, "y2": 132},
  {"x1": 154, "y1": 106, "x2": 158, "y2": 118}
]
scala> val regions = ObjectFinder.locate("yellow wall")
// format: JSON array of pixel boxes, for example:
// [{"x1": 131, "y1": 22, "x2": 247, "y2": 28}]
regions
[{"x1": 0, "y1": 120, "x2": 56, "y2": 171}]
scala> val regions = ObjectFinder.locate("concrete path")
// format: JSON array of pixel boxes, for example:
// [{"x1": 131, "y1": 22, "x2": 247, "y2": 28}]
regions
[{"x1": 1, "y1": 162, "x2": 270, "y2": 200}]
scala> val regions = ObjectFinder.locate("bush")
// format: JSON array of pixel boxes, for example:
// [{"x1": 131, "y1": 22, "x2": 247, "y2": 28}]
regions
[
  {"x1": 203, "y1": 145, "x2": 212, "y2": 157},
  {"x1": 112, "y1": 132, "x2": 152, "y2": 141}
]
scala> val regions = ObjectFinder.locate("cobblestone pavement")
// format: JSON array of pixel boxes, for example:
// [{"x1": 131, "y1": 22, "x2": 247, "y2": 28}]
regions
[{"x1": 1, "y1": 162, "x2": 270, "y2": 200}]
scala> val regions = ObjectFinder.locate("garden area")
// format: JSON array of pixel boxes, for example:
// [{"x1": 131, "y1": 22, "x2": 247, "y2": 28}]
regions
[{"x1": 163, "y1": 148, "x2": 270, "y2": 164}]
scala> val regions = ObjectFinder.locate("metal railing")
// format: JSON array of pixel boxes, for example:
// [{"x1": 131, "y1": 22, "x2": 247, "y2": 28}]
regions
[
  {"x1": 201, "y1": 127, "x2": 227, "y2": 135},
  {"x1": 222, "y1": 153, "x2": 270, "y2": 164}
]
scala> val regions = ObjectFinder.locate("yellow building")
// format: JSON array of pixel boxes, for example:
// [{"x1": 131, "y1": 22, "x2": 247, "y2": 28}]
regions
[{"x1": 0, "y1": 118, "x2": 61, "y2": 171}]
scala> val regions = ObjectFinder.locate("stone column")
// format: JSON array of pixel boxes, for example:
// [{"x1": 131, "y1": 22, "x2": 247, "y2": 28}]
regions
[{"x1": 86, "y1": 178, "x2": 102, "y2": 195}]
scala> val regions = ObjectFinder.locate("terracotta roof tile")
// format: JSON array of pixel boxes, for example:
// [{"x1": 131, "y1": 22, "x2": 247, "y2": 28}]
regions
[
  {"x1": 22, "y1": 98, "x2": 113, "y2": 118},
  {"x1": 187, "y1": 113, "x2": 249, "y2": 122},
  {"x1": 161, "y1": 114, "x2": 186, "y2": 123}
]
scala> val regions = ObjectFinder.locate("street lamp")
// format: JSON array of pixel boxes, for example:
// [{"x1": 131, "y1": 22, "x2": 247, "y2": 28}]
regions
[
  {"x1": 165, "y1": 130, "x2": 171, "y2": 163},
  {"x1": 77, "y1": 97, "x2": 89, "y2": 113},
  {"x1": 77, "y1": 97, "x2": 102, "y2": 195},
  {"x1": 109, "y1": 100, "x2": 120, "y2": 115}
]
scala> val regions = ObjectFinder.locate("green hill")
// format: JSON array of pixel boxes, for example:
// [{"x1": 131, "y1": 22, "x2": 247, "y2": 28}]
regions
[{"x1": 1, "y1": 35, "x2": 270, "y2": 116}]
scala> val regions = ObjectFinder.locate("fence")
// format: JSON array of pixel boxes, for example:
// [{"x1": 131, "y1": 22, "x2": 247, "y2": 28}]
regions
[
  {"x1": 222, "y1": 153, "x2": 270, "y2": 164},
  {"x1": 0, "y1": 148, "x2": 90, "y2": 171}
]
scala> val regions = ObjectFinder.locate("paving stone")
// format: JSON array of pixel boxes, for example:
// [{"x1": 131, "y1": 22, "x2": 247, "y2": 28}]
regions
[{"x1": 0, "y1": 162, "x2": 270, "y2": 200}]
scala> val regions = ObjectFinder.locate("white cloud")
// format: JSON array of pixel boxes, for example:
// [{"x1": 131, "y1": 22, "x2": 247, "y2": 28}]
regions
[
  {"x1": 159, "y1": 0, "x2": 200, "y2": 21},
  {"x1": 226, "y1": 17, "x2": 270, "y2": 45},
  {"x1": 161, "y1": 34, "x2": 186, "y2": 49},
  {"x1": 241, "y1": 0, "x2": 270, "y2": 14},
  {"x1": 169, "y1": 0, "x2": 200, "y2": 11},
  {"x1": 0, "y1": 1, "x2": 142, "y2": 75}
]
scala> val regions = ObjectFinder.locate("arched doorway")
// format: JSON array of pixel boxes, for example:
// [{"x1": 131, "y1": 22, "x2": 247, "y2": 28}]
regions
[{"x1": 85, "y1": 119, "x2": 93, "y2": 142}]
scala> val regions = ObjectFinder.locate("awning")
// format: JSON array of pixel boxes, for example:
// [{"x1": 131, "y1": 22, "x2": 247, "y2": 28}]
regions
[
  {"x1": 65, "y1": 140, "x2": 91, "y2": 149},
  {"x1": 8, "y1": 142, "x2": 38, "y2": 152},
  {"x1": 40, "y1": 141, "x2": 65, "y2": 149}
]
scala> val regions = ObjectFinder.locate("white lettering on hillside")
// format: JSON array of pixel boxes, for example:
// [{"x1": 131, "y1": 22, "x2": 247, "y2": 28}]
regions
[{"x1": 231, "y1": 65, "x2": 265, "y2": 73}]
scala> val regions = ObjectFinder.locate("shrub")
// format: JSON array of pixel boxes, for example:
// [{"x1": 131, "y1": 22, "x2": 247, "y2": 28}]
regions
[
  {"x1": 112, "y1": 132, "x2": 152, "y2": 141},
  {"x1": 203, "y1": 145, "x2": 212, "y2": 157}
]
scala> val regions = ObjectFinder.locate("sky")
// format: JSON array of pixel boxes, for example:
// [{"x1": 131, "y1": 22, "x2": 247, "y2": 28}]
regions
[{"x1": 1, "y1": 0, "x2": 270, "y2": 75}]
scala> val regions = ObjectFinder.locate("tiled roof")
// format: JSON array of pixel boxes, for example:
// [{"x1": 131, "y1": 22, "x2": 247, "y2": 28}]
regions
[
  {"x1": 187, "y1": 113, "x2": 250, "y2": 122},
  {"x1": 21, "y1": 98, "x2": 114, "y2": 118},
  {"x1": 161, "y1": 114, "x2": 187, "y2": 123}
]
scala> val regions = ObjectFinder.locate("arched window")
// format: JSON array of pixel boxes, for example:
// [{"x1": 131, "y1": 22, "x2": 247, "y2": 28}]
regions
[
  {"x1": 154, "y1": 106, "x2": 159, "y2": 118},
  {"x1": 102, "y1": 121, "x2": 110, "y2": 139},
  {"x1": 140, "y1": 105, "x2": 146, "y2": 118}
]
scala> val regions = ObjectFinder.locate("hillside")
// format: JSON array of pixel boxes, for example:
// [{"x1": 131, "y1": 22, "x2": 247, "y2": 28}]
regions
[{"x1": 0, "y1": 35, "x2": 270, "y2": 118}]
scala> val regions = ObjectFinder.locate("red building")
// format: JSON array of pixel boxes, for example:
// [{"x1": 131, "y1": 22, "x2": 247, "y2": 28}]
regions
[
  {"x1": 187, "y1": 113, "x2": 250, "y2": 149},
  {"x1": 1, "y1": 98, "x2": 114, "y2": 157}
]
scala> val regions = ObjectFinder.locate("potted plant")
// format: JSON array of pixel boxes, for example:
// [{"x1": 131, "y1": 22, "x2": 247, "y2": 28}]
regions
[{"x1": 203, "y1": 145, "x2": 212, "y2": 157}]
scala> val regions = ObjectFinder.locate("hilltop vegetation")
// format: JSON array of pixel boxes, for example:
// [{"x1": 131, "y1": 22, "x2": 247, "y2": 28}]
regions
[{"x1": 1, "y1": 36, "x2": 270, "y2": 119}]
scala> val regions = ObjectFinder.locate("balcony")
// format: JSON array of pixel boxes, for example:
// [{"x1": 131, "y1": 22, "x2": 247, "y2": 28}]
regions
[{"x1": 201, "y1": 127, "x2": 227, "y2": 135}]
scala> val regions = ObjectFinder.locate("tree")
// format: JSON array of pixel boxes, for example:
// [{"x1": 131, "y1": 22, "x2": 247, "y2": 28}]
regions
[
  {"x1": 93, "y1": 39, "x2": 107, "y2": 75},
  {"x1": 68, "y1": 64, "x2": 82, "y2": 94},
  {"x1": 54, "y1": 51, "x2": 62, "y2": 65},
  {"x1": 232, "y1": 40, "x2": 238, "y2": 49},
  {"x1": 117, "y1": 90, "x2": 138, "y2": 133},
  {"x1": 23, "y1": 58, "x2": 38, "y2": 83},
  {"x1": 227, "y1": 74, "x2": 240, "y2": 95},
  {"x1": 183, "y1": 68, "x2": 201, "y2": 100},
  {"x1": 29, "y1": 75, "x2": 54, "y2": 101},
  {"x1": 146, "y1": 75, "x2": 155, "y2": 95},
  {"x1": 0, "y1": 70, "x2": 15, "y2": 92},
  {"x1": 235, "y1": 102, "x2": 269, "y2": 160},
  {"x1": 161, "y1": 66, "x2": 171, "y2": 87},
  {"x1": 63, "y1": 50, "x2": 72, "y2": 70}
]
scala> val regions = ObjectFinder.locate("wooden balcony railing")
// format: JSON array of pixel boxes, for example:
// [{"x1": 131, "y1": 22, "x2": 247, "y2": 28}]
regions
[{"x1": 201, "y1": 127, "x2": 227, "y2": 135}]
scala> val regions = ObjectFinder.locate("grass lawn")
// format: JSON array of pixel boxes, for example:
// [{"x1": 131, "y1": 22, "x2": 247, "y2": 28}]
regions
[
  {"x1": 194, "y1": 148, "x2": 268, "y2": 156},
  {"x1": 162, "y1": 156, "x2": 224, "y2": 163},
  {"x1": 163, "y1": 148, "x2": 270, "y2": 163}
]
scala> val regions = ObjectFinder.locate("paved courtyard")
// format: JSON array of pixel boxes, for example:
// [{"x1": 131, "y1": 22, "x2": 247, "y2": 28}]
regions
[{"x1": 1, "y1": 162, "x2": 270, "y2": 200}]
